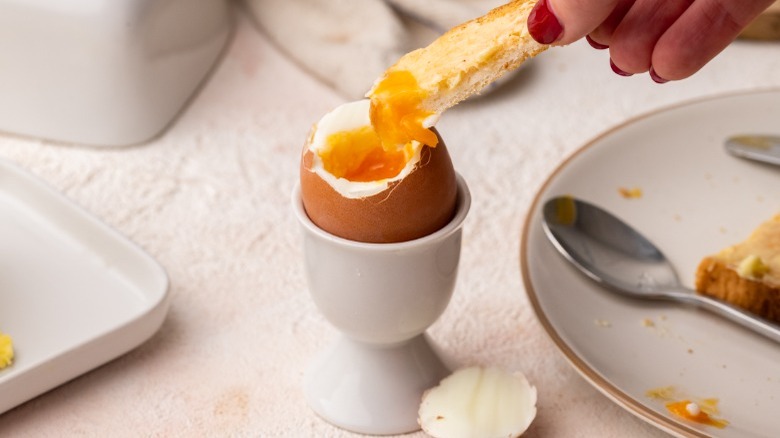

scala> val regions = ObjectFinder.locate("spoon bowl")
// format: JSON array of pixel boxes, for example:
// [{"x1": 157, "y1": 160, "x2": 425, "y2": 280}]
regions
[{"x1": 542, "y1": 196, "x2": 780, "y2": 344}]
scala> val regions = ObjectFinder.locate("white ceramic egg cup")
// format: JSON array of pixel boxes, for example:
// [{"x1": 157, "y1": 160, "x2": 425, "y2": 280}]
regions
[{"x1": 292, "y1": 175, "x2": 470, "y2": 435}]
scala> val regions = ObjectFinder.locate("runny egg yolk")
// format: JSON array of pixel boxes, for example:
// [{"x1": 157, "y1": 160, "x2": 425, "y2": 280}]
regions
[
  {"x1": 317, "y1": 70, "x2": 437, "y2": 183},
  {"x1": 319, "y1": 126, "x2": 414, "y2": 182},
  {"x1": 369, "y1": 70, "x2": 439, "y2": 150}
]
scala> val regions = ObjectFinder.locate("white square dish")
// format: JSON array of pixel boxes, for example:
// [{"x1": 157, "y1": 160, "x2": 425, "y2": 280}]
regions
[{"x1": 0, "y1": 159, "x2": 170, "y2": 414}]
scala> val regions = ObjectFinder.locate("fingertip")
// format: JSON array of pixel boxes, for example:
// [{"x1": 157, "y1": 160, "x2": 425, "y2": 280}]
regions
[
  {"x1": 610, "y1": 59, "x2": 632, "y2": 76},
  {"x1": 586, "y1": 34, "x2": 609, "y2": 49},
  {"x1": 650, "y1": 46, "x2": 702, "y2": 82},
  {"x1": 528, "y1": 0, "x2": 564, "y2": 44},
  {"x1": 649, "y1": 67, "x2": 669, "y2": 84},
  {"x1": 531, "y1": 0, "x2": 623, "y2": 46}
]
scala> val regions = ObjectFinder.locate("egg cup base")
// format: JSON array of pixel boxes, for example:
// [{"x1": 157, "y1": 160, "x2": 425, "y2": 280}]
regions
[{"x1": 304, "y1": 333, "x2": 451, "y2": 435}]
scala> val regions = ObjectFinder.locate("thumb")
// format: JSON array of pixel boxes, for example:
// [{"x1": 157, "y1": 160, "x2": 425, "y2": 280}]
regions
[{"x1": 528, "y1": 0, "x2": 622, "y2": 45}]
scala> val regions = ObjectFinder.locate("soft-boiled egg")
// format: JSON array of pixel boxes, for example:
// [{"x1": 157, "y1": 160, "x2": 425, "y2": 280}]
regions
[{"x1": 299, "y1": 99, "x2": 457, "y2": 243}]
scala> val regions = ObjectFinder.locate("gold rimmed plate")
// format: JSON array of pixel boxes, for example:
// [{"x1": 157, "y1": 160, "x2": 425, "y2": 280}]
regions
[{"x1": 522, "y1": 89, "x2": 780, "y2": 438}]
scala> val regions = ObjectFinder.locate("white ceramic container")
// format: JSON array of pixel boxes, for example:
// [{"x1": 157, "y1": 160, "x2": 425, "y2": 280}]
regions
[{"x1": 0, "y1": 0, "x2": 232, "y2": 146}]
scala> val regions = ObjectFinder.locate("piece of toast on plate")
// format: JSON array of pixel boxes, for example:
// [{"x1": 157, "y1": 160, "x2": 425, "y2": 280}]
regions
[{"x1": 695, "y1": 214, "x2": 780, "y2": 322}]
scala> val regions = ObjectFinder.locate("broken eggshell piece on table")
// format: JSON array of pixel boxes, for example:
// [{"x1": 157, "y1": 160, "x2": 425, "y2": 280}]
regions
[{"x1": 419, "y1": 366, "x2": 538, "y2": 438}]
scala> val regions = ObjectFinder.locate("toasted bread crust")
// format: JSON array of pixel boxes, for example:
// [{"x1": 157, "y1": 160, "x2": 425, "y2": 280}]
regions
[
  {"x1": 695, "y1": 214, "x2": 780, "y2": 323},
  {"x1": 367, "y1": 0, "x2": 547, "y2": 113},
  {"x1": 696, "y1": 257, "x2": 780, "y2": 323}
]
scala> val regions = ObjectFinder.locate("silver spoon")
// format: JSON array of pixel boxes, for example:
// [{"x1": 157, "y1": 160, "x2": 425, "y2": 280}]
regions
[
  {"x1": 725, "y1": 134, "x2": 780, "y2": 166},
  {"x1": 542, "y1": 196, "x2": 780, "y2": 344}
]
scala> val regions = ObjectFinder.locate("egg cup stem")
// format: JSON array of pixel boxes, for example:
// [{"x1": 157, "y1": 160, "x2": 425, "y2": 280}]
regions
[{"x1": 292, "y1": 175, "x2": 471, "y2": 435}]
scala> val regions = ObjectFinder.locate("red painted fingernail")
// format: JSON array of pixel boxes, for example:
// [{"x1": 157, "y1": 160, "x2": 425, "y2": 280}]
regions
[
  {"x1": 528, "y1": 0, "x2": 563, "y2": 44},
  {"x1": 610, "y1": 59, "x2": 632, "y2": 77},
  {"x1": 586, "y1": 35, "x2": 608, "y2": 50},
  {"x1": 649, "y1": 67, "x2": 669, "y2": 84}
]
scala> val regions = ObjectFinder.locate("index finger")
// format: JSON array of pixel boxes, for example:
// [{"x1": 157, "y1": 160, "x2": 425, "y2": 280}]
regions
[{"x1": 528, "y1": 0, "x2": 624, "y2": 45}]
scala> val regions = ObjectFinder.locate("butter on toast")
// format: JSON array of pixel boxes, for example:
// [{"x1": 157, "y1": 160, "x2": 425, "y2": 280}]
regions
[
  {"x1": 695, "y1": 214, "x2": 780, "y2": 322},
  {"x1": 366, "y1": 0, "x2": 548, "y2": 149}
]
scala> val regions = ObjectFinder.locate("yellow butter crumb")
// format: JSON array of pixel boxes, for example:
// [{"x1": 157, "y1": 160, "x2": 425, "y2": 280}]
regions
[
  {"x1": 737, "y1": 254, "x2": 770, "y2": 280},
  {"x1": 0, "y1": 331, "x2": 14, "y2": 370}
]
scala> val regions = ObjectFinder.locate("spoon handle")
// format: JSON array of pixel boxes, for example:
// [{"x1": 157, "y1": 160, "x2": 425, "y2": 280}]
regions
[{"x1": 684, "y1": 292, "x2": 780, "y2": 343}]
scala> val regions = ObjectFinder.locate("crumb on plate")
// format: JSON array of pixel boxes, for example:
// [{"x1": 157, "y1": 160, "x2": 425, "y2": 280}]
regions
[{"x1": 618, "y1": 187, "x2": 643, "y2": 199}]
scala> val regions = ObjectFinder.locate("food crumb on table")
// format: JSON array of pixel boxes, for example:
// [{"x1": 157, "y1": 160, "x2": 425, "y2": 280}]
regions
[{"x1": 0, "y1": 331, "x2": 14, "y2": 370}]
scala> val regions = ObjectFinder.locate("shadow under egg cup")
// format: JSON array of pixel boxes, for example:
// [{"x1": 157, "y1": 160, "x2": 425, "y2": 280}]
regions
[{"x1": 292, "y1": 175, "x2": 470, "y2": 435}]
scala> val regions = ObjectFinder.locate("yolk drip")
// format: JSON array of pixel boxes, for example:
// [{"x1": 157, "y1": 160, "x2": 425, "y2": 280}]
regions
[
  {"x1": 319, "y1": 126, "x2": 412, "y2": 182},
  {"x1": 666, "y1": 400, "x2": 728, "y2": 429},
  {"x1": 369, "y1": 70, "x2": 439, "y2": 149}
]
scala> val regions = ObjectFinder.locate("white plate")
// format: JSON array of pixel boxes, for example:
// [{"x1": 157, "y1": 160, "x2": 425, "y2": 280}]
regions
[
  {"x1": 0, "y1": 160, "x2": 170, "y2": 414},
  {"x1": 522, "y1": 89, "x2": 780, "y2": 438}
]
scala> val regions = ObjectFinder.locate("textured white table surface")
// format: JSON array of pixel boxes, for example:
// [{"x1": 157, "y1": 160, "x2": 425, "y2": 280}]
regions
[{"x1": 0, "y1": 8, "x2": 779, "y2": 438}]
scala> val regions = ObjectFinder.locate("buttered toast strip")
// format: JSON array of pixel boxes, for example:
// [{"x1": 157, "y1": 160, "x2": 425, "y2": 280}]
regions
[
  {"x1": 373, "y1": 0, "x2": 546, "y2": 113},
  {"x1": 367, "y1": 0, "x2": 547, "y2": 148}
]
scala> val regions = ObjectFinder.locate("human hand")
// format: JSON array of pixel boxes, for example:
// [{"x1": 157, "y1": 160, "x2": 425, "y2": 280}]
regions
[{"x1": 526, "y1": 0, "x2": 777, "y2": 82}]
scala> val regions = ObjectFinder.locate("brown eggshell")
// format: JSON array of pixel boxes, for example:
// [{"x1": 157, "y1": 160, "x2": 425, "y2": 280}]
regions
[{"x1": 299, "y1": 129, "x2": 457, "y2": 243}]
